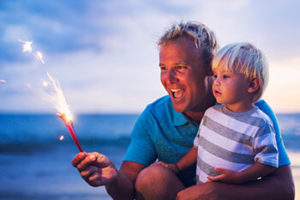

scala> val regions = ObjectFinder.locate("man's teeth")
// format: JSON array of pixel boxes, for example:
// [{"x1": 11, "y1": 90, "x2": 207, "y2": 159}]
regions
[{"x1": 171, "y1": 89, "x2": 181, "y2": 92}]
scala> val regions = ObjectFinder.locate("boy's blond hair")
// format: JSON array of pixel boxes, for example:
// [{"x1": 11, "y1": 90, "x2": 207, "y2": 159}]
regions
[{"x1": 212, "y1": 42, "x2": 269, "y2": 102}]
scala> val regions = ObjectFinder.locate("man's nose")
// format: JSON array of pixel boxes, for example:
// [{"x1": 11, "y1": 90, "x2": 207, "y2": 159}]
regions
[{"x1": 167, "y1": 68, "x2": 178, "y2": 83}]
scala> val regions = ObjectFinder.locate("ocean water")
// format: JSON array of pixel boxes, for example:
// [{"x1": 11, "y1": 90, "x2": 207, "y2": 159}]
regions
[{"x1": 0, "y1": 113, "x2": 299, "y2": 199}]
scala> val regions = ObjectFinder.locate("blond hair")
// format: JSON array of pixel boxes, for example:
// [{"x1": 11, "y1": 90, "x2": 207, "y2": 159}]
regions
[
  {"x1": 158, "y1": 21, "x2": 219, "y2": 69},
  {"x1": 212, "y1": 42, "x2": 269, "y2": 102}
]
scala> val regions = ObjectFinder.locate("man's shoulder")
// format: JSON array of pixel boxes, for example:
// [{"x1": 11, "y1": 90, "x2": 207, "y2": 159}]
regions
[{"x1": 146, "y1": 95, "x2": 172, "y2": 114}]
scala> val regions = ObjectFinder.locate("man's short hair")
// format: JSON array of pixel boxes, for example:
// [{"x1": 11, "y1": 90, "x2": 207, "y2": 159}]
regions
[
  {"x1": 158, "y1": 21, "x2": 219, "y2": 69},
  {"x1": 212, "y1": 42, "x2": 269, "y2": 102}
]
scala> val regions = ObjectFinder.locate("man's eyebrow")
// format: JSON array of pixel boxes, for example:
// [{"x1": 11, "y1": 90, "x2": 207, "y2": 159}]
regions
[{"x1": 175, "y1": 62, "x2": 188, "y2": 65}]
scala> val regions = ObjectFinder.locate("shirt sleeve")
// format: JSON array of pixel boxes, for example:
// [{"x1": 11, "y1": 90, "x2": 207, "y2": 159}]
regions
[
  {"x1": 123, "y1": 107, "x2": 157, "y2": 166},
  {"x1": 255, "y1": 100, "x2": 291, "y2": 166},
  {"x1": 253, "y1": 123, "x2": 278, "y2": 167}
]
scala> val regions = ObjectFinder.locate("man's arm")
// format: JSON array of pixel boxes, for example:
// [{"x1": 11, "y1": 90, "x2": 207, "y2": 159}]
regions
[
  {"x1": 105, "y1": 161, "x2": 145, "y2": 200},
  {"x1": 177, "y1": 165, "x2": 294, "y2": 200}
]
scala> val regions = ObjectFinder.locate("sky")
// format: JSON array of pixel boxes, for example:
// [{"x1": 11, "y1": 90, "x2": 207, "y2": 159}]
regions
[{"x1": 0, "y1": 0, "x2": 300, "y2": 114}]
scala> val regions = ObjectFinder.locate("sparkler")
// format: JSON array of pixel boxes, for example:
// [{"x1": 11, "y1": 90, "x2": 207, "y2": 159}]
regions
[
  {"x1": 20, "y1": 40, "x2": 83, "y2": 152},
  {"x1": 46, "y1": 73, "x2": 83, "y2": 152}
]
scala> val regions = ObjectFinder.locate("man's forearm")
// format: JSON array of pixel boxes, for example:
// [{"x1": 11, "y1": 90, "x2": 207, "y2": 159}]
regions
[
  {"x1": 105, "y1": 170, "x2": 135, "y2": 200},
  {"x1": 177, "y1": 165, "x2": 294, "y2": 200},
  {"x1": 212, "y1": 165, "x2": 294, "y2": 200}
]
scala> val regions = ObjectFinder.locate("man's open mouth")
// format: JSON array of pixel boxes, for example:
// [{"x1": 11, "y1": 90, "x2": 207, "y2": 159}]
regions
[{"x1": 170, "y1": 88, "x2": 185, "y2": 99}]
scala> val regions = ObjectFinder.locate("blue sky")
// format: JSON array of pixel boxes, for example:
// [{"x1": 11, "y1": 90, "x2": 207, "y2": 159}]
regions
[{"x1": 1, "y1": 0, "x2": 300, "y2": 113}]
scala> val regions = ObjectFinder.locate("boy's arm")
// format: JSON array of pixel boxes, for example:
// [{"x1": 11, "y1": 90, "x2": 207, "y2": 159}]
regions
[
  {"x1": 207, "y1": 162, "x2": 276, "y2": 184},
  {"x1": 176, "y1": 146, "x2": 198, "y2": 172}
]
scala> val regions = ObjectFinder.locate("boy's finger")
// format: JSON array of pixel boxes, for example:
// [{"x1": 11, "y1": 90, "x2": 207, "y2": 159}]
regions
[
  {"x1": 214, "y1": 168, "x2": 227, "y2": 173},
  {"x1": 207, "y1": 175, "x2": 223, "y2": 182}
]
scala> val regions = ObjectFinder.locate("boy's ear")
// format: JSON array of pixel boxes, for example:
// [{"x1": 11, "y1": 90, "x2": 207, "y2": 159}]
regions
[{"x1": 247, "y1": 78, "x2": 261, "y2": 94}]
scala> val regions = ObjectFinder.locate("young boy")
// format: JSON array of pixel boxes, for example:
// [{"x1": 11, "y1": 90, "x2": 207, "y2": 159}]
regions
[{"x1": 158, "y1": 42, "x2": 278, "y2": 184}]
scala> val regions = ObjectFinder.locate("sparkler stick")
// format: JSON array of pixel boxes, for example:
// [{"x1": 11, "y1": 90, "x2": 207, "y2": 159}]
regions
[{"x1": 59, "y1": 113, "x2": 83, "y2": 152}]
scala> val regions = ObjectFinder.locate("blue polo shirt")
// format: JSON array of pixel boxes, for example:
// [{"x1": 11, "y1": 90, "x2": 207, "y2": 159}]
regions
[{"x1": 123, "y1": 96, "x2": 290, "y2": 186}]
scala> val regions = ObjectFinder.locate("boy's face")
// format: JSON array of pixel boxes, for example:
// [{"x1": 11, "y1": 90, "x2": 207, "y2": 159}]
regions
[
  {"x1": 159, "y1": 37, "x2": 213, "y2": 115},
  {"x1": 212, "y1": 65, "x2": 252, "y2": 112}
]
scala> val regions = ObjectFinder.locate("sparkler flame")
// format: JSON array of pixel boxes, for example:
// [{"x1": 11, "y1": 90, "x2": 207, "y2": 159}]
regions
[
  {"x1": 46, "y1": 72, "x2": 73, "y2": 122},
  {"x1": 0, "y1": 80, "x2": 6, "y2": 83}
]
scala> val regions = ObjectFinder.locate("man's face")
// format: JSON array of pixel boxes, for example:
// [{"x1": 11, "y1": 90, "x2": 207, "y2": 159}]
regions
[{"x1": 159, "y1": 37, "x2": 212, "y2": 114}]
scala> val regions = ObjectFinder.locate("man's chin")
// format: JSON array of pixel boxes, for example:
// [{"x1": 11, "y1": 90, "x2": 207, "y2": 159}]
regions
[{"x1": 171, "y1": 102, "x2": 186, "y2": 113}]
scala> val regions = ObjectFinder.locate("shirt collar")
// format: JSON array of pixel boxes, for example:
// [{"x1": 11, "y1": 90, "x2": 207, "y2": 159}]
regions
[{"x1": 172, "y1": 109, "x2": 188, "y2": 126}]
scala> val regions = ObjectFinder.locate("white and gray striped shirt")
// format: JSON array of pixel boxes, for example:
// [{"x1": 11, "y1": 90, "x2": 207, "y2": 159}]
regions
[{"x1": 194, "y1": 105, "x2": 278, "y2": 184}]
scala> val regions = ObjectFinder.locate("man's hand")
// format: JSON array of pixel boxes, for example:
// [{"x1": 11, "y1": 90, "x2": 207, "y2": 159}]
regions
[
  {"x1": 72, "y1": 152, "x2": 118, "y2": 187},
  {"x1": 207, "y1": 168, "x2": 241, "y2": 184}
]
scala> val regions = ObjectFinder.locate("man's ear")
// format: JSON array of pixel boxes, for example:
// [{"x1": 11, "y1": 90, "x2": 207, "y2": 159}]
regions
[{"x1": 247, "y1": 78, "x2": 261, "y2": 94}]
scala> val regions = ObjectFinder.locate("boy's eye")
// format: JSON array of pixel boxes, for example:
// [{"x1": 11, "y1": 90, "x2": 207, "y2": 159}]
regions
[
  {"x1": 213, "y1": 74, "x2": 217, "y2": 79},
  {"x1": 223, "y1": 75, "x2": 230, "y2": 79}
]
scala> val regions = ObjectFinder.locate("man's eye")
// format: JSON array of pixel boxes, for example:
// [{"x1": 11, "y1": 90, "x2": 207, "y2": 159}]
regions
[
  {"x1": 176, "y1": 66, "x2": 187, "y2": 70},
  {"x1": 160, "y1": 66, "x2": 167, "y2": 71}
]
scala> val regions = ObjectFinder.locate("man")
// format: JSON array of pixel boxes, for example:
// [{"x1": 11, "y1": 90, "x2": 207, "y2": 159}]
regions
[{"x1": 72, "y1": 22, "x2": 294, "y2": 200}]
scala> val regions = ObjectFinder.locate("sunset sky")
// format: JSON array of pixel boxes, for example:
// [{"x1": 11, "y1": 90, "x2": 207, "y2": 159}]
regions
[{"x1": 0, "y1": 0, "x2": 299, "y2": 114}]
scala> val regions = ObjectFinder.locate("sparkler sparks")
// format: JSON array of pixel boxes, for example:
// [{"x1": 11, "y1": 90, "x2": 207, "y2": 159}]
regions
[
  {"x1": 34, "y1": 51, "x2": 45, "y2": 64},
  {"x1": 59, "y1": 135, "x2": 65, "y2": 141},
  {"x1": 42, "y1": 80, "x2": 49, "y2": 87},
  {"x1": 19, "y1": 40, "x2": 45, "y2": 64},
  {"x1": 0, "y1": 80, "x2": 6, "y2": 83},
  {"x1": 19, "y1": 40, "x2": 33, "y2": 53}
]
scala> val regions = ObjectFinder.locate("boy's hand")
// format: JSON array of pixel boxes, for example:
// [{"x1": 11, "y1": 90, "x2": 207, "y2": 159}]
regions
[
  {"x1": 207, "y1": 168, "x2": 242, "y2": 184},
  {"x1": 151, "y1": 161, "x2": 179, "y2": 174}
]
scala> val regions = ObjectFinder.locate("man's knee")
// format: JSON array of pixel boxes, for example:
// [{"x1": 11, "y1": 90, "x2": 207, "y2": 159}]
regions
[
  {"x1": 135, "y1": 164, "x2": 165, "y2": 190},
  {"x1": 135, "y1": 164, "x2": 184, "y2": 200}
]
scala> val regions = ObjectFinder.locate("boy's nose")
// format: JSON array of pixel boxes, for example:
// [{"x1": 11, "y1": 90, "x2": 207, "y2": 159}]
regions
[{"x1": 213, "y1": 77, "x2": 220, "y2": 86}]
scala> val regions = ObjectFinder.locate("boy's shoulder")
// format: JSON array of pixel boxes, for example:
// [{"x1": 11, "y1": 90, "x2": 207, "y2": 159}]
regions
[{"x1": 251, "y1": 106, "x2": 274, "y2": 126}]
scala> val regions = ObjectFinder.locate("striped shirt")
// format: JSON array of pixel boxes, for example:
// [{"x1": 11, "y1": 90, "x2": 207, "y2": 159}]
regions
[{"x1": 193, "y1": 105, "x2": 278, "y2": 184}]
